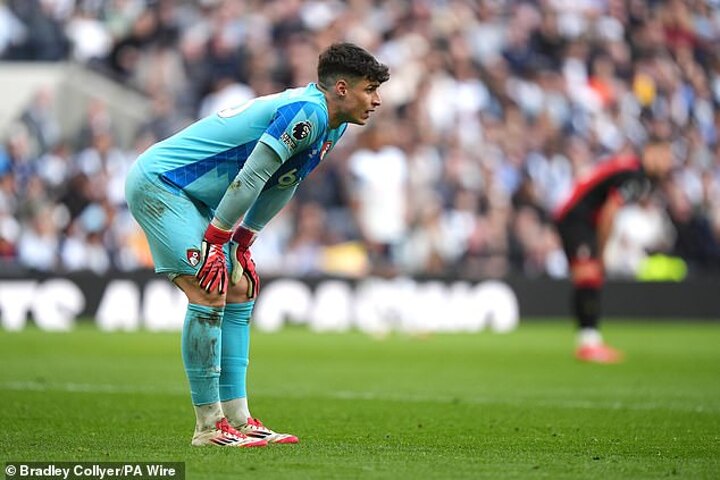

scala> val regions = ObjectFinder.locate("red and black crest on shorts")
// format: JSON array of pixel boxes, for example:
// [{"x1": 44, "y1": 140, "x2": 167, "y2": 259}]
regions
[{"x1": 186, "y1": 249, "x2": 201, "y2": 267}]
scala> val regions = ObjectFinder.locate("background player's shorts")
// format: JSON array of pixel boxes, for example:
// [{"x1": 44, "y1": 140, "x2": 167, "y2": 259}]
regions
[
  {"x1": 555, "y1": 214, "x2": 598, "y2": 262},
  {"x1": 125, "y1": 161, "x2": 230, "y2": 279}
]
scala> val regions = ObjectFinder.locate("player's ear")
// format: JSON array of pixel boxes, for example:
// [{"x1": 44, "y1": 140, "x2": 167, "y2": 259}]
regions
[{"x1": 335, "y1": 79, "x2": 348, "y2": 97}]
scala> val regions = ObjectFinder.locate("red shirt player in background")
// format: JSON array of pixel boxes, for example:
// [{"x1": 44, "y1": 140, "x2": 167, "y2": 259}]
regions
[{"x1": 553, "y1": 138, "x2": 674, "y2": 363}]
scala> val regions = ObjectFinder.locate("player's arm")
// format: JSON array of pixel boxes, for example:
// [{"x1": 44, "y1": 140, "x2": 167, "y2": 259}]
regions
[
  {"x1": 228, "y1": 184, "x2": 299, "y2": 298},
  {"x1": 198, "y1": 102, "x2": 324, "y2": 294},
  {"x1": 213, "y1": 102, "x2": 323, "y2": 230},
  {"x1": 213, "y1": 142, "x2": 283, "y2": 230},
  {"x1": 242, "y1": 184, "x2": 299, "y2": 232},
  {"x1": 196, "y1": 142, "x2": 283, "y2": 294}
]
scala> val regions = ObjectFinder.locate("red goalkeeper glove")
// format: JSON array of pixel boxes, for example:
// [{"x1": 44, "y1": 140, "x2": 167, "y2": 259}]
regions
[
  {"x1": 230, "y1": 225, "x2": 260, "y2": 299},
  {"x1": 196, "y1": 223, "x2": 232, "y2": 294}
]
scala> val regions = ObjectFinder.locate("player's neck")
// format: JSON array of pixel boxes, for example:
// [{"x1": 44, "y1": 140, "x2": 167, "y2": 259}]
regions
[
  {"x1": 327, "y1": 110, "x2": 344, "y2": 129},
  {"x1": 318, "y1": 83, "x2": 344, "y2": 129}
]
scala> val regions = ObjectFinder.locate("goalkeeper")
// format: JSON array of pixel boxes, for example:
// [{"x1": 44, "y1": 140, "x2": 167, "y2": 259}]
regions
[{"x1": 125, "y1": 43, "x2": 389, "y2": 447}]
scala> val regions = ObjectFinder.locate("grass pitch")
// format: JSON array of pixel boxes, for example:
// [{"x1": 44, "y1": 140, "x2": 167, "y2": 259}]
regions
[{"x1": 1, "y1": 321, "x2": 719, "y2": 479}]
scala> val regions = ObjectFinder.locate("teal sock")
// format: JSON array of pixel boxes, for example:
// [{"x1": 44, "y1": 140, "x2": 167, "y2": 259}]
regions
[
  {"x1": 181, "y1": 303, "x2": 224, "y2": 405},
  {"x1": 219, "y1": 301, "x2": 254, "y2": 402}
]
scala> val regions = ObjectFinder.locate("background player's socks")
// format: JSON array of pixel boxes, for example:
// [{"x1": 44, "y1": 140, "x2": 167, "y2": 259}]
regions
[
  {"x1": 573, "y1": 287, "x2": 600, "y2": 330},
  {"x1": 220, "y1": 301, "x2": 253, "y2": 422},
  {"x1": 182, "y1": 303, "x2": 224, "y2": 408},
  {"x1": 577, "y1": 327, "x2": 603, "y2": 347},
  {"x1": 576, "y1": 328, "x2": 623, "y2": 363}
]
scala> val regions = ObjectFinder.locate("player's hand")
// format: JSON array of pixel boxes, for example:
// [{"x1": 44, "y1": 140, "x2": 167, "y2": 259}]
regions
[
  {"x1": 196, "y1": 223, "x2": 233, "y2": 294},
  {"x1": 230, "y1": 225, "x2": 260, "y2": 299}
]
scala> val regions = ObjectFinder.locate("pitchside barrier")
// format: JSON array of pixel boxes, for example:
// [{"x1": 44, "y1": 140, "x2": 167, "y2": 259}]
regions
[{"x1": 0, "y1": 271, "x2": 717, "y2": 332}]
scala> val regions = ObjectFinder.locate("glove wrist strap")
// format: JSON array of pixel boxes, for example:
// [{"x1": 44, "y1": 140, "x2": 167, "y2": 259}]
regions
[
  {"x1": 204, "y1": 223, "x2": 233, "y2": 244},
  {"x1": 232, "y1": 225, "x2": 258, "y2": 249}
]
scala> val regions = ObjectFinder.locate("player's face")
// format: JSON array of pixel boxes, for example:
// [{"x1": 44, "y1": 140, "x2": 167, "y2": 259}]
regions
[
  {"x1": 642, "y1": 142, "x2": 674, "y2": 180},
  {"x1": 344, "y1": 78, "x2": 382, "y2": 125}
]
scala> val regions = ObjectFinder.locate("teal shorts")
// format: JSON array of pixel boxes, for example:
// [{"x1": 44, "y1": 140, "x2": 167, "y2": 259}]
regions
[{"x1": 125, "y1": 161, "x2": 231, "y2": 279}]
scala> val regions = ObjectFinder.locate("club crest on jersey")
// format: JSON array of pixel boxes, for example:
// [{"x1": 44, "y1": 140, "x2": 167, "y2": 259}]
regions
[
  {"x1": 292, "y1": 121, "x2": 312, "y2": 140},
  {"x1": 187, "y1": 249, "x2": 201, "y2": 267},
  {"x1": 319, "y1": 140, "x2": 333, "y2": 160}
]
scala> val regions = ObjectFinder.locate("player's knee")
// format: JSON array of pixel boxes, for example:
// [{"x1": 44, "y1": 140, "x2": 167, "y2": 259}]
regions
[
  {"x1": 570, "y1": 259, "x2": 604, "y2": 288},
  {"x1": 191, "y1": 288, "x2": 227, "y2": 307},
  {"x1": 173, "y1": 275, "x2": 227, "y2": 307},
  {"x1": 226, "y1": 276, "x2": 253, "y2": 304}
]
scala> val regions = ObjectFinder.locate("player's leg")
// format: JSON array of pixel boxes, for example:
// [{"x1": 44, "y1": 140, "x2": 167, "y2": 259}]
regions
[
  {"x1": 218, "y1": 289, "x2": 253, "y2": 423},
  {"x1": 173, "y1": 276, "x2": 264, "y2": 447},
  {"x1": 125, "y1": 166, "x2": 265, "y2": 447},
  {"x1": 558, "y1": 219, "x2": 622, "y2": 363},
  {"x1": 220, "y1": 274, "x2": 299, "y2": 444},
  {"x1": 569, "y1": 258, "x2": 604, "y2": 340}
]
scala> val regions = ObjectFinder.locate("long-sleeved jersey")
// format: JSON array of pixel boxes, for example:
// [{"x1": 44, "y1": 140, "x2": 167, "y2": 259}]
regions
[
  {"x1": 553, "y1": 155, "x2": 651, "y2": 225},
  {"x1": 137, "y1": 83, "x2": 347, "y2": 210}
]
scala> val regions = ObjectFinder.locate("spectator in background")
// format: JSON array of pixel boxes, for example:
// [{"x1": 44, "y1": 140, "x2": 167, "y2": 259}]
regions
[
  {"x1": 603, "y1": 194, "x2": 676, "y2": 278},
  {"x1": 19, "y1": 87, "x2": 60, "y2": 157},
  {"x1": 666, "y1": 178, "x2": 720, "y2": 273},
  {"x1": 1, "y1": 0, "x2": 720, "y2": 284},
  {"x1": 0, "y1": 215, "x2": 19, "y2": 265},
  {"x1": 65, "y1": 6, "x2": 113, "y2": 64},
  {"x1": 0, "y1": 162, "x2": 20, "y2": 266},
  {"x1": 399, "y1": 192, "x2": 452, "y2": 275},
  {"x1": 348, "y1": 121, "x2": 409, "y2": 275},
  {"x1": 17, "y1": 205, "x2": 59, "y2": 271},
  {"x1": 284, "y1": 201, "x2": 330, "y2": 275},
  {"x1": 0, "y1": 3, "x2": 26, "y2": 58},
  {"x1": 35, "y1": 141, "x2": 72, "y2": 195},
  {"x1": 2, "y1": 0, "x2": 69, "y2": 61}
]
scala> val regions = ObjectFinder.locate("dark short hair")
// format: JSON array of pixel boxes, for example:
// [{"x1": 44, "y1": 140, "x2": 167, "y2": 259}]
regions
[{"x1": 317, "y1": 42, "x2": 390, "y2": 87}]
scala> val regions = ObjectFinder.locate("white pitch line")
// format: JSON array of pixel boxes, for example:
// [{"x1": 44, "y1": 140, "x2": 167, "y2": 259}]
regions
[
  {"x1": 0, "y1": 381, "x2": 715, "y2": 414},
  {"x1": 0, "y1": 380, "x2": 186, "y2": 395},
  {"x1": 331, "y1": 390, "x2": 717, "y2": 413}
]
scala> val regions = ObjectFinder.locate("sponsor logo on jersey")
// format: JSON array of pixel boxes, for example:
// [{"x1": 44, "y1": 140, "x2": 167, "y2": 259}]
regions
[
  {"x1": 187, "y1": 249, "x2": 201, "y2": 267},
  {"x1": 280, "y1": 132, "x2": 297, "y2": 150},
  {"x1": 292, "y1": 121, "x2": 312, "y2": 140},
  {"x1": 319, "y1": 140, "x2": 333, "y2": 160}
]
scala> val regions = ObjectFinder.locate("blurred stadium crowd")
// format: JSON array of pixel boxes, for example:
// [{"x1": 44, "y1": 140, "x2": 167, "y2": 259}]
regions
[{"x1": 2, "y1": 0, "x2": 720, "y2": 279}]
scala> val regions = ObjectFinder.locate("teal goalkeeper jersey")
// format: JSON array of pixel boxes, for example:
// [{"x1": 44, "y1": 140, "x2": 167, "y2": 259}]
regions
[{"x1": 138, "y1": 83, "x2": 347, "y2": 209}]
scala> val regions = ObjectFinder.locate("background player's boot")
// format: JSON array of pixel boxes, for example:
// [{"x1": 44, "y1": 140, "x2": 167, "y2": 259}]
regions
[
  {"x1": 575, "y1": 343, "x2": 624, "y2": 364},
  {"x1": 191, "y1": 418, "x2": 268, "y2": 447},
  {"x1": 236, "y1": 417, "x2": 299, "y2": 444}
]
